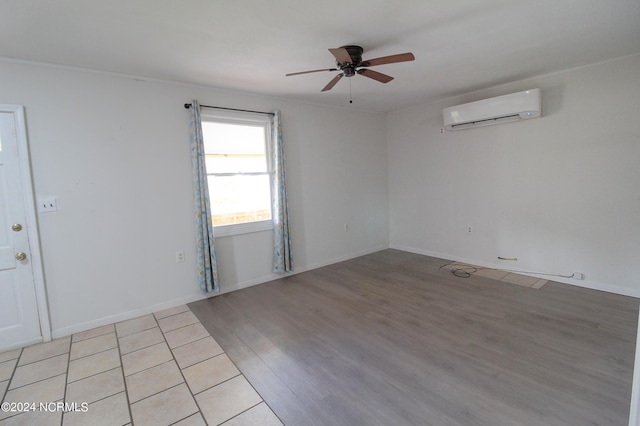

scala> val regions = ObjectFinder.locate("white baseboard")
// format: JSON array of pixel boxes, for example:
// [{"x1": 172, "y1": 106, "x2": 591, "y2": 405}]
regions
[
  {"x1": 50, "y1": 293, "x2": 209, "y2": 339},
  {"x1": 57, "y1": 243, "x2": 634, "y2": 341},
  {"x1": 214, "y1": 245, "x2": 389, "y2": 296},
  {"x1": 389, "y1": 244, "x2": 640, "y2": 299},
  {"x1": 629, "y1": 311, "x2": 640, "y2": 426},
  {"x1": 50, "y1": 245, "x2": 389, "y2": 340},
  {"x1": 217, "y1": 273, "x2": 283, "y2": 295},
  {"x1": 296, "y1": 245, "x2": 389, "y2": 274},
  {"x1": 1, "y1": 336, "x2": 43, "y2": 352}
]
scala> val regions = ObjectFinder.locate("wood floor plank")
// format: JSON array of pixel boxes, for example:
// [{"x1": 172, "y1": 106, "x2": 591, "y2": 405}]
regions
[{"x1": 189, "y1": 249, "x2": 638, "y2": 425}]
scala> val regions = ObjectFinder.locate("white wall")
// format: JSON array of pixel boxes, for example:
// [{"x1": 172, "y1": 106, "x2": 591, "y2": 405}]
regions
[
  {"x1": 387, "y1": 54, "x2": 640, "y2": 296},
  {"x1": 3, "y1": 52, "x2": 637, "y2": 338},
  {"x1": 0, "y1": 60, "x2": 389, "y2": 337}
]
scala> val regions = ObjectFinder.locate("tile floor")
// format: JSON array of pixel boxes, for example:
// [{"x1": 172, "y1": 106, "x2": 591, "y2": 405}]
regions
[{"x1": 0, "y1": 305, "x2": 283, "y2": 425}]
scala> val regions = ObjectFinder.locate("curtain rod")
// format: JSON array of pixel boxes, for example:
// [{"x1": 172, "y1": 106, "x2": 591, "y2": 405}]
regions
[{"x1": 184, "y1": 103, "x2": 274, "y2": 116}]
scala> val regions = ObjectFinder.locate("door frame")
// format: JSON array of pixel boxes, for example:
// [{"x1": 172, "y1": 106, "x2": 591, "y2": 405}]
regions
[{"x1": 2, "y1": 104, "x2": 51, "y2": 344}]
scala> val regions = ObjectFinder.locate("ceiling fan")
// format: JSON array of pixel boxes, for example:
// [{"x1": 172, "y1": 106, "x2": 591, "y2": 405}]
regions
[{"x1": 286, "y1": 45, "x2": 415, "y2": 92}]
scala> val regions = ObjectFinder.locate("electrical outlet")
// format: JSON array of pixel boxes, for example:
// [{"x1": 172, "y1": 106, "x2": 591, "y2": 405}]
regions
[
  {"x1": 175, "y1": 251, "x2": 185, "y2": 263},
  {"x1": 38, "y1": 197, "x2": 58, "y2": 213},
  {"x1": 344, "y1": 224, "x2": 350, "y2": 231},
  {"x1": 573, "y1": 272, "x2": 584, "y2": 280},
  {"x1": 466, "y1": 226, "x2": 472, "y2": 235}
]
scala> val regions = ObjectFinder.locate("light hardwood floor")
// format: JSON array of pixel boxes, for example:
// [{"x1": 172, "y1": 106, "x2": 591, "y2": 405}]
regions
[{"x1": 189, "y1": 249, "x2": 639, "y2": 426}]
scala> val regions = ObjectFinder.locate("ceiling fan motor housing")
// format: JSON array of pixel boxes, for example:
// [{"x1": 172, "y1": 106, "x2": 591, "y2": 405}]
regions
[{"x1": 338, "y1": 45, "x2": 364, "y2": 76}]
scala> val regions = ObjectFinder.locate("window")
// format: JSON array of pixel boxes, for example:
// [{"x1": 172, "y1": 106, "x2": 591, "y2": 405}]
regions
[{"x1": 201, "y1": 110, "x2": 273, "y2": 236}]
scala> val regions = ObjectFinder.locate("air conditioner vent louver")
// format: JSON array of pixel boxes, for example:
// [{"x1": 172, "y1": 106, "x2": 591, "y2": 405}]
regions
[{"x1": 443, "y1": 89, "x2": 541, "y2": 131}]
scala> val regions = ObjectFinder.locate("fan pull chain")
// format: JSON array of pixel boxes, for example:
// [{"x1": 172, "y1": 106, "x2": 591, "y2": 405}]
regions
[{"x1": 349, "y1": 78, "x2": 353, "y2": 104}]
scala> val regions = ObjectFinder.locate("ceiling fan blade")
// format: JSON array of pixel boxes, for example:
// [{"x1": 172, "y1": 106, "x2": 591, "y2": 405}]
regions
[
  {"x1": 286, "y1": 68, "x2": 337, "y2": 76},
  {"x1": 357, "y1": 69, "x2": 394, "y2": 83},
  {"x1": 360, "y1": 52, "x2": 415, "y2": 67},
  {"x1": 329, "y1": 48, "x2": 352, "y2": 64},
  {"x1": 321, "y1": 74, "x2": 344, "y2": 92}
]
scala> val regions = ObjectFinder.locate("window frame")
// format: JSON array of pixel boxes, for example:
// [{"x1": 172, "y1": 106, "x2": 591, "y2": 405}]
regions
[{"x1": 201, "y1": 109, "x2": 274, "y2": 238}]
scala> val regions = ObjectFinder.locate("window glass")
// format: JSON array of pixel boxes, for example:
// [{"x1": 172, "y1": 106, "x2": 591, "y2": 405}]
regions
[
  {"x1": 201, "y1": 115, "x2": 273, "y2": 231},
  {"x1": 202, "y1": 122, "x2": 267, "y2": 173}
]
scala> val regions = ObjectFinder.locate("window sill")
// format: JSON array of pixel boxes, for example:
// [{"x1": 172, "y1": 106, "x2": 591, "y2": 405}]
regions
[{"x1": 214, "y1": 220, "x2": 274, "y2": 238}]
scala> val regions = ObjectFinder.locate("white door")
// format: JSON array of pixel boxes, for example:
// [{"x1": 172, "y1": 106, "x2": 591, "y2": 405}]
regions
[{"x1": 0, "y1": 106, "x2": 47, "y2": 350}]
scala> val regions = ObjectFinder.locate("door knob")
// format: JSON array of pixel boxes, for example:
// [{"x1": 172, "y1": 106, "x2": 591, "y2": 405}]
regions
[
  {"x1": 15, "y1": 252, "x2": 27, "y2": 261},
  {"x1": 12, "y1": 224, "x2": 22, "y2": 232}
]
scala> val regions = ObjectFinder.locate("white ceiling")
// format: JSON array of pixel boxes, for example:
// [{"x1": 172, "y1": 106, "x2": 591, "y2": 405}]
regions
[{"x1": 2, "y1": 0, "x2": 639, "y2": 112}]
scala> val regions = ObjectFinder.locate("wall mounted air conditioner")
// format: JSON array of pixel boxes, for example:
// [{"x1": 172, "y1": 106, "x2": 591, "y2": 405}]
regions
[{"x1": 442, "y1": 89, "x2": 541, "y2": 131}]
